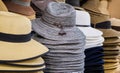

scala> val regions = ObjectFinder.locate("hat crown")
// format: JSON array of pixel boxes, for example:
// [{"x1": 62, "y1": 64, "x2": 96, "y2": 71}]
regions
[
  {"x1": 0, "y1": 11, "x2": 31, "y2": 35},
  {"x1": 95, "y1": 21, "x2": 111, "y2": 29},
  {"x1": 76, "y1": 10, "x2": 91, "y2": 26},
  {"x1": 42, "y1": 2, "x2": 76, "y2": 27}
]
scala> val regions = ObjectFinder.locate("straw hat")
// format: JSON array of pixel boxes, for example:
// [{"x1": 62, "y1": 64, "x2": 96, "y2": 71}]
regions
[
  {"x1": 76, "y1": 10, "x2": 103, "y2": 38},
  {"x1": 3, "y1": 0, "x2": 35, "y2": 20},
  {"x1": 0, "y1": 11, "x2": 48, "y2": 62},
  {"x1": 0, "y1": 64, "x2": 45, "y2": 72},
  {"x1": 104, "y1": 59, "x2": 119, "y2": 63},
  {"x1": 4, "y1": 57, "x2": 45, "y2": 67},
  {"x1": 0, "y1": 0, "x2": 8, "y2": 11},
  {"x1": 104, "y1": 62, "x2": 119, "y2": 70},
  {"x1": 32, "y1": 2, "x2": 85, "y2": 41},
  {"x1": 95, "y1": 21, "x2": 120, "y2": 38},
  {"x1": 104, "y1": 37, "x2": 120, "y2": 44},
  {"x1": 104, "y1": 46, "x2": 120, "y2": 51}
]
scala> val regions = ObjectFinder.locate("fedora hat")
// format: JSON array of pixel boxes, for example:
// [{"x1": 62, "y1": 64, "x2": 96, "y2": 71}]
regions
[
  {"x1": 109, "y1": 18, "x2": 120, "y2": 31},
  {"x1": 95, "y1": 21, "x2": 120, "y2": 38},
  {"x1": 32, "y1": 2, "x2": 85, "y2": 41},
  {"x1": 3, "y1": 0, "x2": 35, "y2": 20},
  {"x1": 4, "y1": 57, "x2": 45, "y2": 67},
  {"x1": 0, "y1": 0, "x2": 8, "y2": 11},
  {"x1": 76, "y1": 10, "x2": 103, "y2": 38},
  {"x1": 0, "y1": 11, "x2": 48, "y2": 62}
]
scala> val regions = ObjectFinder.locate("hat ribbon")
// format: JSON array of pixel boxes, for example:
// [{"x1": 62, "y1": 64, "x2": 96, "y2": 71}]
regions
[{"x1": 0, "y1": 32, "x2": 31, "y2": 42}]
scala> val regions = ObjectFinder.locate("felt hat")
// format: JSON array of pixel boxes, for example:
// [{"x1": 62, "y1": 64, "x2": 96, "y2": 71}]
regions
[
  {"x1": 0, "y1": 0, "x2": 8, "y2": 11},
  {"x1": 3, "y1": 0, "x2": 35, "y2": 20},
  {"x1": 95, "y1": 21, "x2": 120, "y2": 38},
  {"x1": 109, "y1": 18, "x2": 120, "y2": 31},
  {"x1": 0, "y1": 11, "x2": 48, "y2": 62},
  {"x1": 4, "y1": 57, "x2": 45, "y2": 67},
  {"x1": 76, "y1": 10, "x2": 103, "y2": 38},
  {"x1": 32, "y1": 2, "x2": 85, "y2": 41}
]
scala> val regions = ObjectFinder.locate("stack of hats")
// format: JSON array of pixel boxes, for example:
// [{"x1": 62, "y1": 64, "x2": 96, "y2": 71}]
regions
[
  {"x1": 95, "y1": 21, "x2": 120, "y2": 73},
  {"x1": 0, "y1": 11, "x2": 49, "y2": 73},
  {"x1": 3, "y1": 0, "x2": 35, "y2": 20},
  {"x1": 76, "y1": 10, "x2": 105, "y2": 73},
  {"x1": 32, "y1": 2, "x2": 86, "y2": 73},
  {"x1": 0, "y1": 0, "x2": 8, "y2": 11}
]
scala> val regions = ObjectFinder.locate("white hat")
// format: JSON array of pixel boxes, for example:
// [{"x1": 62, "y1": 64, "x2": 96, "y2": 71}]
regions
[{"x1": 76, "y1": 10, "x2": 103, "y2": 38}]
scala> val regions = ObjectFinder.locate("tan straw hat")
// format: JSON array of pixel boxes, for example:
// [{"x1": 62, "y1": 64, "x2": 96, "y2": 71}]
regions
[
  {"x1": 104, "y1": 37, "x2": 120, "y2": 44},
  {"x1": 0, "y1": 11, "x2": 49, "y2": 62}
]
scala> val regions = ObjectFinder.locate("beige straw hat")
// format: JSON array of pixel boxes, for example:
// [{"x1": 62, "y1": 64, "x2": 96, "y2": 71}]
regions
[
  {"x1": 104, "y1": 62, "x2": 119, "y2": 70},
  {"x1": 5, "y1": 57, "x2": 45, "y2": 67},
  {"x1": 0, "y1": 11, "x2": 49, "y2": 62}
]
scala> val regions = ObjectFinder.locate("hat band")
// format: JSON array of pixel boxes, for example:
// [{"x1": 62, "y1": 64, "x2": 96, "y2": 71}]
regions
[
  {"x1": 0, "y1": 32, "x2": 31, "y2": 42},
  {"x1": 76, "y1": 25, "x2": 90, "y2": 27}
]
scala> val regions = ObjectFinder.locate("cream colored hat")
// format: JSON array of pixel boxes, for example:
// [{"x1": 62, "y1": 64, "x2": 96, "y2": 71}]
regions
[{"x1": 0, "y1": 11, "x2": 49, "y2": 62}]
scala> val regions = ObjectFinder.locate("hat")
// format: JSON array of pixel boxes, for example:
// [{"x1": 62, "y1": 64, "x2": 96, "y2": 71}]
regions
[
  {"x1": 104, "y1": 62, "x2": 119, "y2": 70},
  {"x1": 32, "y1": 2, "x2": 85, "y2": 41},
  {"x1": 104, "y1": 46, "x2": 120, "y2": 51},
  {"x1": 0, "y1": 11, "x2": 48, "y2": 62},
  {"x1": 109, "y1": 18, "x2": 120, "y2": 31},
  {"x1": 4, "y1": 57, "x2": 45, "y2": 67},
  {"x1": 104, "y1": 37, "x2": 120, "y2": 44},
  {"x1": 0, "y1": 0, "x2": 8, "y2": 11},
  {"x1": 75, "y1": 10, "x2": 103, "y2": 38},
  {"x1": 95, "y1": 21, "x2": 120, "y2": 38},
  {"x1": 32, "y1": 34, "x2": 84, "y2": 45},
  {"x1": 3, "y1": 0, "x2": 35, "y2": 20},
  {"x1": 0, "y1": 64, "x2": 45, "y2": 72},
  {"x1": 104, "y1": 59, "x2": 119, "y2": 63},
  {"x1": 0, "y1": 71, "x2": 44, "y2": 73}
]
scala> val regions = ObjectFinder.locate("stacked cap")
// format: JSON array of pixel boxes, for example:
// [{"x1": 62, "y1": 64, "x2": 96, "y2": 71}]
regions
[
  {"x1": 95, "y1": 21, "x2": 120, "y2": 73},
  {"x1": 76, "y1": 10, "x2": 104, "y2": 73},
  {"x1": 3, "y1": 0, "x2": 35, "y2": 20},
  {"x1": 0, "y1": 11, "x2": 49, "y2": 73},
  {"x1": 32, "y1": 2, "x2": 86, "y2": 73}
]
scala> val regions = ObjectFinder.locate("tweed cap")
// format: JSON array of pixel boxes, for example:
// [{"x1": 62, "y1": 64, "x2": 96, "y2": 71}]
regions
[{"x1": 32, "y1": 2, "x2": 85, "y2": 41}]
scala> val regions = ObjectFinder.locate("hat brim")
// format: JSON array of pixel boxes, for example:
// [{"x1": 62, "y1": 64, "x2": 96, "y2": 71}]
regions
[
  {"x1": 104, "y1": 62, "x2": 119, "y2": 70},
  {"x1": 5, "y1": 57, "x2": 44, "y2": 67},
  {"x1": 0, "y1": 64, "x2": 45, "y2": 72},
  {"x1": 104, "y1": 59, "x2": 119, "y2": 63},
  {"x1": 98, "y1": 29, "x2": 120, "y2": 38},
  {"x1": 33, "y1": 35, "x2": 84, "y2": 45},
  {"x1": 0, "y1": 39, "x2": 48, "y2": 62},
  {"x1": 32, "y1": 18, "x2": 85, "y2": 41},
  {"x1": 104, "y1": 38, "x2": 120, "y2": 44},
  {"x1": 104, "y1": 46, "x2": 120, "y2": 51},
  {"x1": 77, "y1": 27, "x2": 103, "y2": 38}
]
